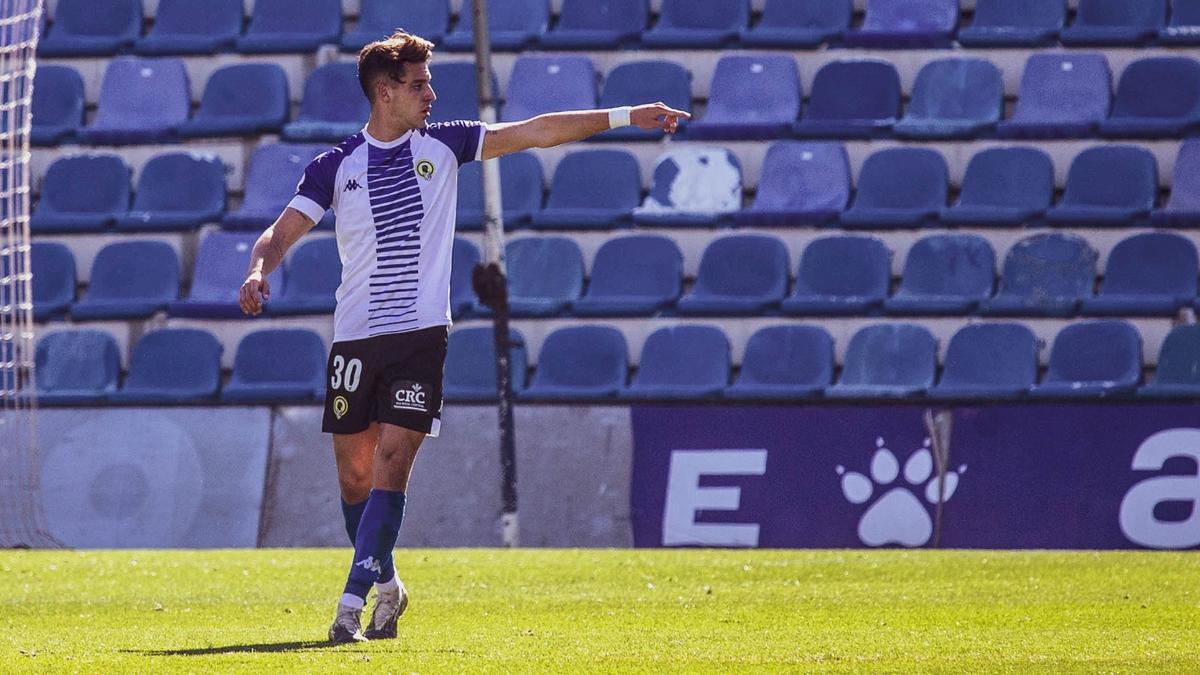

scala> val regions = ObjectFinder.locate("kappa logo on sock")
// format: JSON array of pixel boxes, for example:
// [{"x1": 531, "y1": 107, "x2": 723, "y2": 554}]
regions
[
  {"x1": 391, "y1": 380, "x2": 429, "y2": 412},
  {"x1": 355, "y1": 556, "x2": 382, "y2": 574}
]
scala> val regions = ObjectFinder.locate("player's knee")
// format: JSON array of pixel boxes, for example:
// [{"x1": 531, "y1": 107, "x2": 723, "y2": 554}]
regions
[{"x1": 338, "y1": 468, "x2": 371, "y2": 502}]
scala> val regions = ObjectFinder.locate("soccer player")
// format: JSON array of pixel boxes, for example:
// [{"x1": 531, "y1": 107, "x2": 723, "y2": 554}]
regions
[{"x1": 238, "y1": 31, "x2": 688, "y2": 643}]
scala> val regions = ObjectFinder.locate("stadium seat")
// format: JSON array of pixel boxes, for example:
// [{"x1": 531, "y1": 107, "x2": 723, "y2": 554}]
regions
[
  {"x1": 282, "y1": 64, "x2": 371, "y2": 143},
  {"x1": 594, "y1": 61, "x2": 692, "y2": 142},
  {"x1": 236, "y1": 0, "x2": 342, "y2": 53},
  {"x1": 522, "y1": 326, "x2": 629, "y2": 399},
  {"x1": 500, "y1": 55, "x2": 597, "y2": 123},
  {"x1": 343, "y1": 0, "x2": 449, "y2": 52},
  {"x1": 927, "y1": 324, "x2": 1038, "y2": 399},
  {"x1": 457, "y1": 152, "x2": 544, "y2": 230},
  {"x1": 982, "y1": 233, "x2": 1097, "y2": 317},
  {"x1": 443, "y1": 327, "x2": 527, "y2": 401},
  {"x1": 1030, "y1": 321, "x2": 1142, "y2": 398},
  {"x1": 115, "y1": 152, "x2": 226, "y2": 232},
  {"x1": 739, "y1": 0, "x2": 852, "y2": 48},
  {"x1": 893, "y1": 59, "x2": 1003, "y2": 139},
  {"x1": 782, "y1": 235, "x2": 890, "y2": 316},
  {"x1": 29, "y1": 243, "x2": 75, "y2": 322},
  {"x1": 70, "y1": 241, "x2": 179, "y2": 320},
  {"x1": 725, "y1": 325, "x2": 833, "y2": 399},
  {"x1": 839, "y1": 148, "x2": 948, "y2": 229},
  {"x1": 135, "y1": 0, "x2": 243, "y2": 55},
  {"x1": 177, "y1": 64, "x2": 291, "y2": 138},
  {"x1": 223, "y1": 144, "x2": 327, "y2": 231},
  {"x1": 442, "y1": 0, "x2": 549, "y2": 51},
  {"x1": 677, "y1": 235, "x2": 789, "y2": 316},
  {"x1": 473, "y1": 237, "x2": 583, "y2": 318},
  {"x1": 792, "y1": 60, "x2": 901, "y2": 139},
  {"x1": 641, "y1": 0, "x2": 748, "y2": 48},
  {"x1": 842, "y1": 0, "x2": 959, "y2": 48},
  {"x1": 825, "y1": 324, "x2": 937, "y2": 398},
  {"x1": 1152, "y1": 139, "x2": 1200, "y2": 227},
  {"x1": 684, "y1": 55, "x2": 800, "y2": 141},
  {"x1": 108, "y1": 329, "x2": 223, "y2": 404},
  {"x1": 76, "y1": 57, "x2": 190, "y2": 145},
  {"x1": 1140, "y1": 325, "x2": 1200, "y2": 397},
  {"x1": 38, "y1": 0, "x2": 141, "y2": 57},
  {"x1": 269, "y1": 237, "x2": 341, "y2": 316},
  {"x1": 1099, "y1": 57, "x2": 1200, "y2": 138},
  {"x1": 221, "y1": 329, "x2": 326, "y2": 403},
  {"x1": 429, "y1": 62, "x2": 491, "y2": 124},
  {"x1": 995, "y1": 53, "x2": 1112, "y2": 139},
  {"x1": 572, "y1": 235, "x2": 682, "y2": 317},
  {"x1": 957, "y1": 0, "x2": 1066, "y2": 46},
  {"x1": 1059, "y1": 0, "x2": 1166, "y2": 46},
  {"x1": 30, "y1": 65, "x2": 84, "y2": 146},
  {"x1": 1159, "y1": 0, "x2": 1200, "y2": 45},
  {"x1": 30, "y1": 154, "x2": 130, "y2": 234},
  {"x1": 530, "y1": 150, "x2": 640, "y2": 230},
  {"x1": 539, "y1": 0, "x2": 647, "y2": 49},
  {"x1": 884, "y1": 234, "x2": 996, "y2": 316},
  {"x1": 168, "y1": 232, "x2": 284, "y2": 319},
  {"x1": 1080, "y1": 232, "x2": 1198, "y2": 316},
  {"x1": 450, "y1": 237, "x2": 480, "y2": 319},
  {"x1": 1044, "y1": 146, "x2": 1158, "y2": 227},
  {"x1": 734, "y1": 142, "x2": 849, "y2": 228},
  {"x1": 632, "y1": 147, "x2": 742, "y2": 227},
  {"x1": 940, "y1": 147, "x2": 1055, "y2": 227},
  {"x1": 34, "y1": 330, "x2": 121, "y2": 405},
  {"x1": 622, "y1": 326, "x2": 730, "y2": 399}
]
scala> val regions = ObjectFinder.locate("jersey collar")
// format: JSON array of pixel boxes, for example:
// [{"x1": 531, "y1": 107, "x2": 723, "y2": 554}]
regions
[{"x1": 362, "y1": 126, "x2": 415, "y2": 149}]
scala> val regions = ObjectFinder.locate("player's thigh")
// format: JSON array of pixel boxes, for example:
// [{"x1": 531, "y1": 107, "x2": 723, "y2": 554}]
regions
[
  {"x1": 333, "y1": 423, "x2": 379, "y2": 502},
  {"x1": 373, "y1": 423, "x2": 427, "y2": 491}
]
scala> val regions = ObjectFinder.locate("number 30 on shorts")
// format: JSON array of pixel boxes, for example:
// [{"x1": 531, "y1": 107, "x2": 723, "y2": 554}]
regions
[{"x1": 331, "y1": 355, "x2": 362, "y2": 392}]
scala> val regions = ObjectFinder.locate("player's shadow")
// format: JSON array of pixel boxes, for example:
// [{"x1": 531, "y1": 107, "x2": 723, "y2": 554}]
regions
[{"x1": 129, "y1": 640, "x2": 337, "y2": 656}]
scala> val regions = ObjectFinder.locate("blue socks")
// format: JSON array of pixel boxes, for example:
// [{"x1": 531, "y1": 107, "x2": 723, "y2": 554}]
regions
[
  {"x1": 343, "y1": 489, "x2": 406, "y2": 601},
  {"x1": 340, "y1": 497, "x2": 396, "y2": 584}
]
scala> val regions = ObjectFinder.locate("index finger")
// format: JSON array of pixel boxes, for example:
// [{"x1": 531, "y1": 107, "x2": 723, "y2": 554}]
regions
[{"x1": 655, "y1": 103, "x2": 691, "y2": 120}]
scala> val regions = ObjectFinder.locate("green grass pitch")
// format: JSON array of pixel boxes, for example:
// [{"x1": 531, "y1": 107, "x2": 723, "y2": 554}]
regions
[{"x1": 2, "y1": 548, "x2": 1198, "y2": 672}]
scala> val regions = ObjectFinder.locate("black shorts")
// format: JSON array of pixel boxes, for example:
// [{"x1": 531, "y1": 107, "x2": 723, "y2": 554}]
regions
[{"x1": 322, "y1": 326, "x2": 448, "y2": 436}]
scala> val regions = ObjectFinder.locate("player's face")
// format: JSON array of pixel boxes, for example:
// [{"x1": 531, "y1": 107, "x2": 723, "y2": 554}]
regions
[{"x1": 382, "y1": 61, "x2": 437, "y2": 130}]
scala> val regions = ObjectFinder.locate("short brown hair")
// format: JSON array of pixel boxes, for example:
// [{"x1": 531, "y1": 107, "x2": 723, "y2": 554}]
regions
[{"x1": 357, "y1": 31, "x2": 435, "y2": 103}]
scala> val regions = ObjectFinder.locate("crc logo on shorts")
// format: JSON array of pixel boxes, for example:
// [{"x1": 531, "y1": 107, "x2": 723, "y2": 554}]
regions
[
  {"x1": 391, "y1": 381, "x2": 429, "y2": 412},
  {"x1": 332, "y1": 396, "x2": 350, "y2": 420},
  {"x1": 415, "y1": 159, "x2": 436, "y2": 180}
]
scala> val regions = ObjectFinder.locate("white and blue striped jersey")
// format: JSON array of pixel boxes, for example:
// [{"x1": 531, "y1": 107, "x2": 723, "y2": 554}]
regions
[{"x1": 287, "y1": 121, "x2": 484, "y2": 342}]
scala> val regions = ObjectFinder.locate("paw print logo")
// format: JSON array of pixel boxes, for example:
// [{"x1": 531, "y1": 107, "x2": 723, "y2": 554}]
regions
[
  {"x1": 837, "y1": 437, "x2": 967, "y2": 547},
  {"x1": 412, "y1": 383, "x2": 423, "y2": 392}
]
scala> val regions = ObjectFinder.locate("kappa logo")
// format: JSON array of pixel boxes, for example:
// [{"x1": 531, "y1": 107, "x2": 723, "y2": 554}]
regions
[
  {"x1": 392, "y1": 381, "x2": 428, "y2": 412},
  {"x1": 354, "y1": 556, "x2": 382, "y2": 574},
  {"x1": 344, "y1": 178, "x2": 362, "y2": 192},
  {"x1": 415, "y1": 159, "x2": 435, "y2": 180}
]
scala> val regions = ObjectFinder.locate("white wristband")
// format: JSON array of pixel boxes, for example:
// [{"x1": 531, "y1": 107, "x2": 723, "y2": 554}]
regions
[{"x1": 608, "y1": 106, "x2": 632, "y2": 129}]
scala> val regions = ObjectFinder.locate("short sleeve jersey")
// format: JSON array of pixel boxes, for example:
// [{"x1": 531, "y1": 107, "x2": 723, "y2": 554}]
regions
[{"x1": 288, "y1": 121, "x2": 484, "y2": 342}]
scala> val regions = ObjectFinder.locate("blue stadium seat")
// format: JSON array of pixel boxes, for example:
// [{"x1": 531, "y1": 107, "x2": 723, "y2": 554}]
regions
[
  {"x1": 429, "y1": 62, "x2": 491, "y2": 124},
  {"x1": 539, "y1": 0, "x2": 647, "y2": 49},
  {"x1": 734, "y1": 142, "x2": 849, "y2": 228},
  {"x1": 884, "y1": 234, "x2": 996, "y2": 316},
  {"x1": 792, "y1": 60, "x2": 901, "y2": 139},
  {"x1": 30, "y1": 65, "x2": 84, "y2": 146},
  {"x1": 927, "y1": 324, "x2": 1038, "y2": 399},
  {"x1": 136, "y1": 0, "x2": 243, "y2": 55},
  {"x1": 473, "y1": 237, "x2": 583, "y2": 318},
  {"x1": 622, "y1": 326, "x2": 730, "y2": 399},
  {"x1": 1030, "y1": 321, "x2": 1142, "y2": 398},
  {"x1": 843, "y1": 0, "x2": 959, "y2": 47},
  {"x1": 594, "y1": 61, "x2": 692, "y2": 142},
  {"x1": 982, "y1": 233, "x2": 1097, "y2": 317},
  {"x1": 641, "y1": 0, "x2": 748, "y2": 48},
  {"x1": 443, "y1": 0, "x2": 549, "y2": 51},
  {"x1": 839, "y1": 148, "x2": 948, "y2": 229},
  {"x1": 456, "y1": 152, "x2": 544, "y2": 230},
  {"x1": 996, "y1": 53, "x2": 1112, "y2": 139},
  {"x1": 530, "y1": 150, "x2": 640, "y2": 230},
  {"x1": 76, "y1": 57, "x2": 190, "y2": 145},
  {"x1": 1140, "y1": 325, "x2": 1200, "y2": 397},
  {"x1": 725, "y1": 325, "x2": 833, "y2": 399},
  {"x1": 826, "y1": 324, "x2": 937, "y2": 398},
  {"x1": 1059, "y1": 0, "x2": 1166, "y2": 46},
  {"x1": 236, "y1": 0, "x2": 342, "y2": 53},
  {"x1": 269, "y1": 237, "x2": 340, "y2": 316},
  {"x1": 522, "y1": 326, "x2": 629, "y2": 399},
  {"x1": 343, "y1": 0, "x2": 449, "y2": 52},
  {"x1": 1152, "y1": 139, "x2": 1200, "y2": 227},
  {"x1": 71, "y1": 241, "x2": 179, "y2": 321},
  {"x1": 450, "y1": 237, "x2": 480, "y2": 319},
  {"x1": 109, "y1": 329, "x2": 223, "y2": 404},
  {"x1": 35, "y1": 330, "x2": 121, "y2": 405},
  {"x1": 632, "y1": 147, "x2": 742, "y2": 227},
  {"x1": 1081, "y1": 232, "x2": 1198, "y2": 316},
  {"x1": 957, "y1": 0, "x2": 1066, "y2": 46},
  {"x1": 443, "y1": 327, "x2": 527, "y2": 401},
  {"x1": 572, "y1": 235, "x2": 682, "y2": 317},
  {"x1": 31, "y1": 154, "x2": 130, "y2": 233},
  {"x1": 941, "y1": 147, "x2": 1054, "y2": 227},
  {"x1": 781, "y1": 235, "x2": 890, "y2": 316},
  {"x1": 500, "y1": 55, "x2": 597, "y2": 123},
  {"x1": 115, "y1": 152, "x2": 226, "y2": 232},
  {"x1": 29, "y1": 242, "x2": 75, "y2": 322},
  {"x1": 38, "y1": 0, "x2": 141, "y2": 57},
  {"x1": 223, "y1": 144, "x2": 327, "y2": 231},
  {"x1": 282, "y1": 64, "x2": 370, "y2": 143},
  {"x1": 1099, "y1": 57, "x2": 1200, "y2": 139},
  {"x1": 893, "y1": 58, "x2": 1003, "y2": 139},
  {"x1": 684, "y1": 55, "x2": 800, "y2": 141},
  {"x1": 221, "y1": 329, "x2": 326, "y2": 403},
  {"x1": 1044, "y1": 146, "x2": 1158, "y2": 227},
  {"x1": 677, "y1": 235, "x2": 789, "y2": 316},
  {"x1": 739, "y1": 0, "x2": 852, "y2": 48},
  {"x1": 177, "y1": 64, "x2": 290, "y2": 138},
  {"x1": 1159, "y1": 0, "x2": 1200, "y2": 45},
  {"x1": 168, "y1": 232, "x2": 284, "y2": 319}
]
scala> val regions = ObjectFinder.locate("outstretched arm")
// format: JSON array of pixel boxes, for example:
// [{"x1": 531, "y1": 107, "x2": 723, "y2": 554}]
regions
[
  {"x1": 481, "y1": 102, "x2": 689, "y2": 160},
  {"x1": 239, "y1": 207, "x2": 316, "y2": 316}
]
